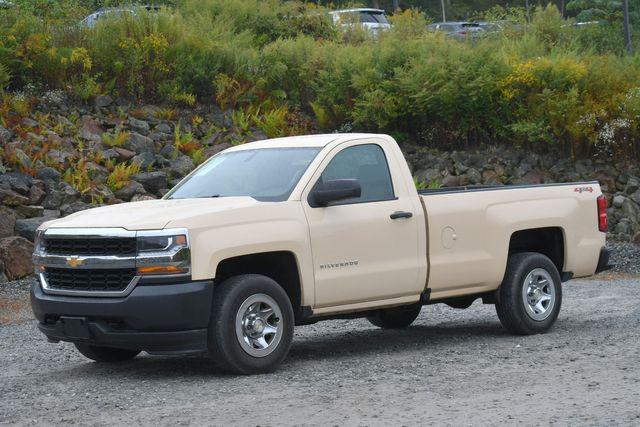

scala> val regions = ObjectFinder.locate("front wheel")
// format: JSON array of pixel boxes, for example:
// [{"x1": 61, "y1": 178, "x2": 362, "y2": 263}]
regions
[
  {"x1": 496, "y1": 252, "x2": 562, "y2": 335},
  {"x1": 208, "y1": 274, "x2": 294, "y2": 374},
  {"x1": 74, "y1": 343, "x2": 140, "y2": 362},
  {"x1": 367, "y1": 304, "x2": 422, "y2": 329}
]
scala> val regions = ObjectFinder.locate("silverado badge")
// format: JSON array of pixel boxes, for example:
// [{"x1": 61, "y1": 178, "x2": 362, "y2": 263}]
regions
[{"x1": 66, "y1": 256, "x2": 84, "y2": 268}]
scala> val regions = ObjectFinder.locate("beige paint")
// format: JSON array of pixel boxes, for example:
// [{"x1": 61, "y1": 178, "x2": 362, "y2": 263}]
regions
[
  {"x1": 39, "y1": 133, "x2": 605, "y2": 315},
  {"x1": 423, "y1": 185, "x2": 605, "y2": 301}
]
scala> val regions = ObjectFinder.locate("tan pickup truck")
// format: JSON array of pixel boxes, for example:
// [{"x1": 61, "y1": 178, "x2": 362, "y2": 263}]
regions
[{"x1": 31, "y1": 133, "x2": 611, "y2": 373}]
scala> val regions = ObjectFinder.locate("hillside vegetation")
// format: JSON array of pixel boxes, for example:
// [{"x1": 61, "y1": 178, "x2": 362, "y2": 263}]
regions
[{"x1": 1, "y1": 0, "x2": 640, "y2": 161}]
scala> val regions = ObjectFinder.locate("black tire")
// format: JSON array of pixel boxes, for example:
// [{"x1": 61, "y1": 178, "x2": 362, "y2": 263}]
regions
[
  {"x1": 366, "y1": 304, "x2": 422, "y2": 329},
  {"x1": 74, "y1": 343, "x2": 140, "y2": 362},
  {"x1": 496, "y1": 252, "x2": 562, "y2": 335},
  {"x1": 208, "y1": 274, "x2": 294, "y2": 374}
]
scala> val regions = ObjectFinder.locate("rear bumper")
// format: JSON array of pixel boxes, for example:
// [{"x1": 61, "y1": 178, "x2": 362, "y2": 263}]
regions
[
  {"x1": 595, "y1": 247, "x2": 613, "y2": 274},
  {"x1": 30, "y1": 279, "x2": 213, "y2": 354}
]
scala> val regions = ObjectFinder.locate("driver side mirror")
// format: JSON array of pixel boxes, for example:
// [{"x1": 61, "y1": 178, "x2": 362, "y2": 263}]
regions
[{"x1": 309, "y1": 179, "x2": 361, "y2": 207}]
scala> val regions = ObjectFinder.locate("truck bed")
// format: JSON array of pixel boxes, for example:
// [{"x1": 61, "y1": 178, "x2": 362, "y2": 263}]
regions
[{"x1": 417, "y1": 180, "x2": 604, "y2": 301}]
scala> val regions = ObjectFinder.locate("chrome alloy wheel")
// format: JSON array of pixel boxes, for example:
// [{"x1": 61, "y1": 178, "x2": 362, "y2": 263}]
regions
[
  {"x1": 522, "y1": 268, "x2": 556, "y2": 321},
  {"x1": 235, "y1": 294, "x2": 283, "y2": 357}
]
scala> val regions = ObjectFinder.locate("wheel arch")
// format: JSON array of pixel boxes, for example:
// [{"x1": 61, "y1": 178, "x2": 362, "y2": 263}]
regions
[
  {"x1": 214, "y1": 251, "x2": 305, "y2": 318},
  {"x1": 507, "y1": 227, "x2": 566, "y2": 274}
]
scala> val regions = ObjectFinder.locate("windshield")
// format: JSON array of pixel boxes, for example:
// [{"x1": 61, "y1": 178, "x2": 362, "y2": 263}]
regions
[
  {"x1": 166, "y1": 147, "x2": 321, "y2": 202},
  {"x1": 360, "y1": 11, "x2": 389, "y2": 24}
]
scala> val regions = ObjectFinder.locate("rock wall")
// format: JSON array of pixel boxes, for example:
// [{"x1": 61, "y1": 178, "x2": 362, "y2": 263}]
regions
[
  {"x1": 0, "y1": 98, "x2": 638, "y2": 282},
  {"x1": 404, "y1": 145, "x2": 640, "y2": 242}
]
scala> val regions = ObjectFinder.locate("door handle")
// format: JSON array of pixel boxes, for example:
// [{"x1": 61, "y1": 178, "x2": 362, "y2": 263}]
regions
[{"x1": 390, "y1": 211, "x2": 413, "y2": 220}]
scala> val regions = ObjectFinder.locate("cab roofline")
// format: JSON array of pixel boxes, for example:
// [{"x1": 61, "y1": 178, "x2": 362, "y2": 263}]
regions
[{"x1": 224, "y1": 133, "x2": 392, "y2": 151}]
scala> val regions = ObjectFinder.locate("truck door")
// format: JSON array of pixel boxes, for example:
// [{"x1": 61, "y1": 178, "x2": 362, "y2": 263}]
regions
[{"x1": 302, "y1": 140, "x2": 422, "y2": 309}]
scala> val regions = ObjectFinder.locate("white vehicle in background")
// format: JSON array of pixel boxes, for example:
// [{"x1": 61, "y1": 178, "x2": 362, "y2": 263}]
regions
[
  {"x1": 78, "y1": 5, "x2": 161, "y2": 28},
  {"x1": 329, "y1": 8, "x2": 391, "y2": 37}
]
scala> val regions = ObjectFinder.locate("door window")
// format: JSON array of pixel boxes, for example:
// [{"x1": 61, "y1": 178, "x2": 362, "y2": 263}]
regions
[{"x1": 316, "y1": 144, "x2": 395, "y2": 205}]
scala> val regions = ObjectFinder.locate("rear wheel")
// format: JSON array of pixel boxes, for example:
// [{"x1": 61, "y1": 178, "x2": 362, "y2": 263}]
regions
[
  {"x1": 208, "y1": 274, "x2": 294, "y2": 374},
  {"x1": 74, "y1": 343, "x2": 140, "y2": 362},
  {"x1": 367, "y1": 304, "x2": 422, "y2": 329},
  {"x1": 496, "y1": 252, "x2": 562, "y2": 335}
]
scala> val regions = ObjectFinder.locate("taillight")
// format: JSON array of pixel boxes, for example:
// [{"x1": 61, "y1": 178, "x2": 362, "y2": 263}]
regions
[{"x1": 597, "y1": 194, "x2": 608, "y2": 232}]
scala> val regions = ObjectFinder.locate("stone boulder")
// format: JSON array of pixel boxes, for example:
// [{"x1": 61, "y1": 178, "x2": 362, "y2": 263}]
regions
[
  {"x1": 93, "y1": 95, "x2": 113, "y2": 108},
  {"x1": 128, "y1": 117, "x2": 150, "y2": 134},
  {"x1": 0, "y1": 236, "x2": 34, "y2": 280},
  {"x1": 28, "y1": 184, "x2": 46, "y2": 205},
  {"x1": 79, "y1": 116, "x2": 104, "y2": 142},
  {"x1": 114, "y1": 181, "x2": 145, "y2": 201},
  {"x1": 125, "y1": 132, "x2": 155, "y2": 154},
  {"x1": 0, "y1": 206, "x2": 17, "y2": 238},
  {"x1": 0, "y1": 125, "x2": 13, "y2": 143},
  {"x1": 16, "y1": 205, "x2": 44, "y2": 218},
  {"x1": 14, "y1": 217, "x2": 50, "y2": 242},
  {"x1": 0, "y1": 188, "x2": 30, "y2": 207},
  {"x1": 167, "y1": 155, "x2": 195, "y2": 178},
  {"x1": 0, "y1": 172, "x2": 33, "y2": 195},
  {"x1": 131, "y1": 171, "x2": 167, "y2": 194},
  {"x1": 155, "y1": 122, "x2": 172, "y2": 134},
  {"x1": 60, "y1": 201, "x2": 93, "y2": 217}
]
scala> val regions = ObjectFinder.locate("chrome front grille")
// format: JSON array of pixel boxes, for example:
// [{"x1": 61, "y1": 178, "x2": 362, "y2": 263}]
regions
[
  {"x1": 34, "y1": 227, "x2": 190, "y2": 297},
  {"x1": 35, "y1": 228, "x2": 140, "y2": 297},
  {"x1": 44, "y1": 267, "x2": 137, "y2": 292}
]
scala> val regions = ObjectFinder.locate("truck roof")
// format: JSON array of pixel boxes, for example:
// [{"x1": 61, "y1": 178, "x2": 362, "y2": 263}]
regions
[{"x1": 226, "y1": 133, "x2": 389, "y2": 151}]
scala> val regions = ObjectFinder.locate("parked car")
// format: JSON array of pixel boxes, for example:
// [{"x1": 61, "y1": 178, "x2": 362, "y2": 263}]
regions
[
  {"x1": 427, "y1": 21, "x2": 486, "y2": 40},
  {"x1": 329, "y1": 8, "x2": 391, "y2": 37},
  {"x1": 78, "y1": 5, "x2": 161, "y2": 28},
  {"x1": 31, "y1": 133, "x2": 610, "y2": 374}
]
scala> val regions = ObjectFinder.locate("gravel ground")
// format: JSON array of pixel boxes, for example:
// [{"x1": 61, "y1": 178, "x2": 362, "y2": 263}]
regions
[
  {"x1": 608, "y1": 242, "x2": 640, "y2": 275},
  {"x1": 0, "y1": 271, "x2": 638, "y2": 425}
]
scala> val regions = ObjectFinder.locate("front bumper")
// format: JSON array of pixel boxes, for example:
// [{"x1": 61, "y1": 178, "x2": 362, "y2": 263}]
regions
[{"x1": 31, "y1": 279, "x2": 214, "y2": 354}]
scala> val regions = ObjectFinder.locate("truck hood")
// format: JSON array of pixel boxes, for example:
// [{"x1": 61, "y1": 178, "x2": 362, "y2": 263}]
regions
[{"x1": 46, "y1": 197, "x2": 262, "y2": 231}]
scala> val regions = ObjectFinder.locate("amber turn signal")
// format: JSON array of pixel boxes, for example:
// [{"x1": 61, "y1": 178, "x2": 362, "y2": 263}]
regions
[{"x1": 137, "y1": 265, "x2": 188, "y2": 275}]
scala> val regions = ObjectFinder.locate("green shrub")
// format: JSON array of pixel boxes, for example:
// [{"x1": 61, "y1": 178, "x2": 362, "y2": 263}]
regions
[{"x1": 1, "y1": 1, "x2": 640, "y2": 160}]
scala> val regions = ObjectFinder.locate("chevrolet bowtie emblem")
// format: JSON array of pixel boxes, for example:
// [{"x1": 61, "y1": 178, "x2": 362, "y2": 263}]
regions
[{"x1": 66, "y1": 256, "x2": 84, "y2": 268}]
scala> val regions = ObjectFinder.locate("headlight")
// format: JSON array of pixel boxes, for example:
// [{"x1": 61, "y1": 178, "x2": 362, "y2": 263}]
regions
[
  {"x1": 34, "y1": 229, "x2": 44, "y2": 253},
  {"x1": 137, "y1": 234, "x2": 188, "y2": 254},
  {"x1": 33, "y1": 228, "x2": 46, "y2": 274},
  {"x1": 136, "y1": 229, "x2": 190, "y2": 276}
]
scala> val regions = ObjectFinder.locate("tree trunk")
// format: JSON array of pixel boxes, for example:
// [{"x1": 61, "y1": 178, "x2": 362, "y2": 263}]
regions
[{"x1": 623, "y1": 0, "x2": 633, "y2": 54}]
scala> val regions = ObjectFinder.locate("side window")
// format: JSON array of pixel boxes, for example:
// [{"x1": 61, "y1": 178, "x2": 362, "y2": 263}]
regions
[{"x1": 318, "y1": 144, "x2": 395, "y2": 205}]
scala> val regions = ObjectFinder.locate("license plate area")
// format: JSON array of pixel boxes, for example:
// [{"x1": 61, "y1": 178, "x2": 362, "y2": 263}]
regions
[{"x1": 60, "y1": 316, "x2": 91, "y2": 339}]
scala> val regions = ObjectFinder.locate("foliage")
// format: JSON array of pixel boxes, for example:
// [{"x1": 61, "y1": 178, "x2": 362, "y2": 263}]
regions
[
  {"x1": 106, "y1": 161, "x2": 141, "y2": 191},
  {"x1": 63, "y1": 158, "x2": 93, "y2": 193},
  {"x1": 1, "y1": 1, "x2": 640, "y2": 160},
  {"x1": 102, "y1": 127, "x2": 129, "y2": 147}
]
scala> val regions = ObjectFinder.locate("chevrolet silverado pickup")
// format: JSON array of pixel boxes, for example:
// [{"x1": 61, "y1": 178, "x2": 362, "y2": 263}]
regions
[{"x1": 31, "y1": 133, "x2": 611, "y2": 374}]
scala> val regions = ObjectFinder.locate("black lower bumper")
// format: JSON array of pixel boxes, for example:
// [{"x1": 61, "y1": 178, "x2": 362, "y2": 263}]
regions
[
  {"x1": 31, "y1": 279, "x2": 214, "y2": 354},
  {"x1": 595, "y1": 247, "x2": 613, "y2": 274}
]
